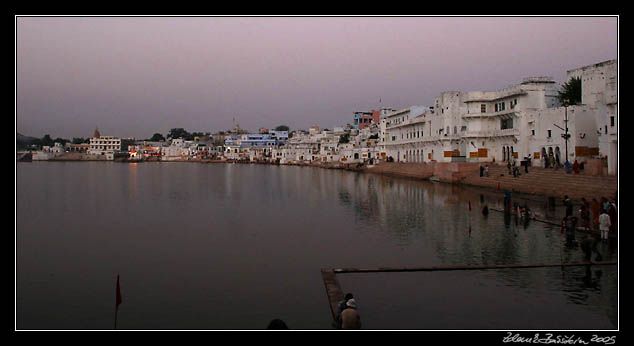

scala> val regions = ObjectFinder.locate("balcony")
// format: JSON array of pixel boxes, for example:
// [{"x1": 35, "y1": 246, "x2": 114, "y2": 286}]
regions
[
  {"x1": 462, "y1": 110, "x2": 517, "y2": 120},
  {"x1": 463, "y1": 129, "x2": 519, "y2": 138}
]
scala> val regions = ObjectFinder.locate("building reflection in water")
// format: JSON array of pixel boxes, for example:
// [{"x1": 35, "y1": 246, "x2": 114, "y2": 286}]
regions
[{"x1": 324, "y1": 169, "x2": 616, "y2": 323}]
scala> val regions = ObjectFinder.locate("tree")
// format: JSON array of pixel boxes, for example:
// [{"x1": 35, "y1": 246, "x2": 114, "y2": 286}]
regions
[
  {"x1": 167, "y1": 128, "x2": 191, "y2": 140},
  {"x1": 41, "y1": 134, "x2": 54, "y2": 147},
  {"x1": 274, "y1": 125, "x2": 290, "y2": 132},
  {"x1": 54, "y1": 137, "x2": 69, "y2": 146},
  {"x1": 558, "y1": 76, "x2": 582, "y2": 105},
  {"x1": 72, "y1": 137, "x2": 87, "y2": 144},
  {"x1": 149, "y1": 133, "x2": 166, "y2": 142},
  {"x1": 338, "y1": 133, "x2": 350, "y2": 144}
]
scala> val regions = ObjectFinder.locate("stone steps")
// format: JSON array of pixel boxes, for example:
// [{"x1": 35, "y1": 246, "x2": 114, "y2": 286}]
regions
[{"x1": 463, "y1": 164, "x2": 617, "y2": 201}]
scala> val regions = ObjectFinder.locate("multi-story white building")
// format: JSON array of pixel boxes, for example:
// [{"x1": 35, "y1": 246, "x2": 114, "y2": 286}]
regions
[
  {"x1": 224, "y1": 131, "x2": 288, "y2": 161},
  {"x1": 373, "y1": 59, "x2": 616, "y2": 173},
  {"x1": 88, "y1": 128, "x2": 122, "y2": 160},
  {"x1": 380, "y1": 105, "x2": 430, "y2": 162},
  {"x1": 565, "y1": 59, "x2": 617, "y2": 174},
  {"x1": 462, "y1": 76, "x2": 561, "y2": 163},
  {"x1": 378, "y1": 76, "x2": 565, "y2": 164}
]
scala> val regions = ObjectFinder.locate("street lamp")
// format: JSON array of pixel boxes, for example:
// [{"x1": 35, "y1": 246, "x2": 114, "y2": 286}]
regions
[{"x1": 563, "y1": 100, "x2": 570, "y2": 167}]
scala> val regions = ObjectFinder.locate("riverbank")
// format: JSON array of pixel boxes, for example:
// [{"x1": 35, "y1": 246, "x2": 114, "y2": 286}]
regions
[
  {"x1": 35, "y1": 153, "x2": 617, "y2": 203},
  {"x1": 287, "y1": 160, "x2": 617, "y2": 204}
]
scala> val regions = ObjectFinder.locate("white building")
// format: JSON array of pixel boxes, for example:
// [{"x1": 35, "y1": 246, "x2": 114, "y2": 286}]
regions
[
  {"x1": 88, "y1": 128, "x2": 121, "y2": 160},
  {"x1": 161, "y1": 138, "x2": 190, "y2": 161},
  {"x1": 380, "y1": 105, "x2": 430, "y2": 162},
  {"x1": 565, "y1": 59, "x2": 617, "y2": 174},
  {"x1": 462, "y1": 77, "x2": 561, "y2": 163},
  {"x1": 378, "y1": 77, "x2": 564, "y2": 164}
]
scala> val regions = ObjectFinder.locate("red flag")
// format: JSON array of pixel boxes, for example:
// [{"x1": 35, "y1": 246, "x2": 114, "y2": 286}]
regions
[{"x1": 116, "y1": 274, "x2": 122, "y2": 309}]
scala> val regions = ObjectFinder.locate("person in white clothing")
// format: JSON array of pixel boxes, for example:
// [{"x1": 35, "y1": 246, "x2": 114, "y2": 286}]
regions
[{"x1": 599, "y1": 209, "x2": 612, "y2": 241}]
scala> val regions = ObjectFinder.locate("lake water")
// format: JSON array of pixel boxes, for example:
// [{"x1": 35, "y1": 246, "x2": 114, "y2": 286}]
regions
[{"x1": 15, "y1": 162, "x2": 618, "y2": 330}]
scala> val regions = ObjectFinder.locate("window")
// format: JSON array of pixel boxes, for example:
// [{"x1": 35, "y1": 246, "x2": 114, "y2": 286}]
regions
[
  {"x1": 501, "y1": 118, "x2": 514, "y2": 130},
  {"x1": 495, "y1": 104, "x2": 498, "y2": 112},
  {"x1": 481, "y1": 104, "x2": 486, "y2": 113},
  {"x1": 611, "y1": 116, "x2": 615, "y2": 127},
  {"x1": 548, "y1": 130, "x2": 552, "y2": 138},
  {"x1": 531, "y1": 130, "x2": 535, "y2": 136}
]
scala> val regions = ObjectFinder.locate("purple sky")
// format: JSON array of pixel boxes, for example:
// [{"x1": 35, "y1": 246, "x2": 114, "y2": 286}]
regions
[{"x1": 16, "y1": 16, "x2": 618, "y2": 140}]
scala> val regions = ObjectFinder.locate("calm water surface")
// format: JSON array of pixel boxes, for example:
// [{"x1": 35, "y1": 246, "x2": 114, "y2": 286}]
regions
[{"x1": 16, "y1": 162, "x2": 618, "y2": 330}]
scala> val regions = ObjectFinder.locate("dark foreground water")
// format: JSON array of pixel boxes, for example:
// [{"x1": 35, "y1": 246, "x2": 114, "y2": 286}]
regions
[{"x1": 16, "y1": 162, "x2": 618, "y2": 330}]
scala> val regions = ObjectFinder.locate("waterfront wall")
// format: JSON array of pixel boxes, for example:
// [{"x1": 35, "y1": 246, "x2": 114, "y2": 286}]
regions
[
  {"x1": 364, "y1": 161, "x2": 480, "y2": 184},
  {"x1": 31, "y1": 154, "x2": 616, "y2": 202}
]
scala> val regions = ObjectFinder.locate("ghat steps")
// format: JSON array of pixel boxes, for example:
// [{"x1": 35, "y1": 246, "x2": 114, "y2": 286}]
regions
[{"x1": 461, "y1": 163, "x2": 618, "y2": 202}]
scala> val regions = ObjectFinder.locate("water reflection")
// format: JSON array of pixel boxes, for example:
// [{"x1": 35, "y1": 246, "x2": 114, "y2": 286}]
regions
[
  {"x1": 323, "y1": 169, "x2": 617, "y2": 328},
  {"x1": 16, "y1": 163, "x2": 617, "y2": 330}
]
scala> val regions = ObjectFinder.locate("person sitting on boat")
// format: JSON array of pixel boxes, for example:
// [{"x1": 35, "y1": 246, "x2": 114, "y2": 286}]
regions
[
  {"x1": 341, "y1": 299, "x2": 362, "y2": 329},
  {"x1": 335, "y1": 293, "x2": 354, "y2": 329}
]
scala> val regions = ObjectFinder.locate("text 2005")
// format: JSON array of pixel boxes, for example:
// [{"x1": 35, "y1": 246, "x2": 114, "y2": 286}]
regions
[{"x1": 591, "y1": 335, "x2": 616, "y2": 345}]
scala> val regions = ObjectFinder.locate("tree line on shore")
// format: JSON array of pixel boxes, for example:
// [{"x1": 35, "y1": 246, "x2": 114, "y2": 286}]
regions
[{"x1": 17, "y1": 125, "x2": 294, "y2": 150}]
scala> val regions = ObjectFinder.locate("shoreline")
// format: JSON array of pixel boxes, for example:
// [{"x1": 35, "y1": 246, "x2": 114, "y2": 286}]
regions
[{"x1": 25, "y1": 154, "x2": 618, "y2": 203}]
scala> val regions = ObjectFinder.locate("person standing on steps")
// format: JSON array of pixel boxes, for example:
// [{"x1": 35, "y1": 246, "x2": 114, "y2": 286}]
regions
[
  {"x1": 564, "y1": 195, "x2": 573, "y2": 218},
  {"x1": 591, "y1": 198, "x2": 601, "y2": 232},
  {"x1": 599, "y1": 208, "x2": 611, "y2": 242},
  {"x1": 608, "y1": 200, "x2": 617, "y2": 236},
  {"x1": 579, "y1": 198, "x2": 590, "y2": 230},
  {"x1": 564, "y1": 215, "x2": 578, "y2": 247}
]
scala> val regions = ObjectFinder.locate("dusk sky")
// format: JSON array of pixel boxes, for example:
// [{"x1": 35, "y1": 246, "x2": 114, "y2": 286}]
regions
[{"x1": 16, "y1": 16, "x2": 618, "y2": 140}]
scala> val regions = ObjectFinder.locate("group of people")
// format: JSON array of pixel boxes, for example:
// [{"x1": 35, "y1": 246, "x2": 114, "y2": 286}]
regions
[
  {"x1": 504, "y1": 159, "x2": 530, "y2": 178},
  {"x1": 562, "y1": 195, "x2": 617, "y2": 261},
  {"x1": 566, "y1": 195, "x2": 617, "y2": 239},
  {"x1": 543, "y1": 153, "x2": 561, "y2": 169}
]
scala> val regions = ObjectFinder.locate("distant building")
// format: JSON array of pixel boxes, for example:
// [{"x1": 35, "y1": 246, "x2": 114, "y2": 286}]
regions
[
  {"x1": 88, "y1": 128, "x2": 121, "y2": 160},
  {"x1": 353, "y1": 111, "x2": 380, "y2": 130},
  {"x1": 224, "y1": 132, "x2": 286, "y2": 161}
]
